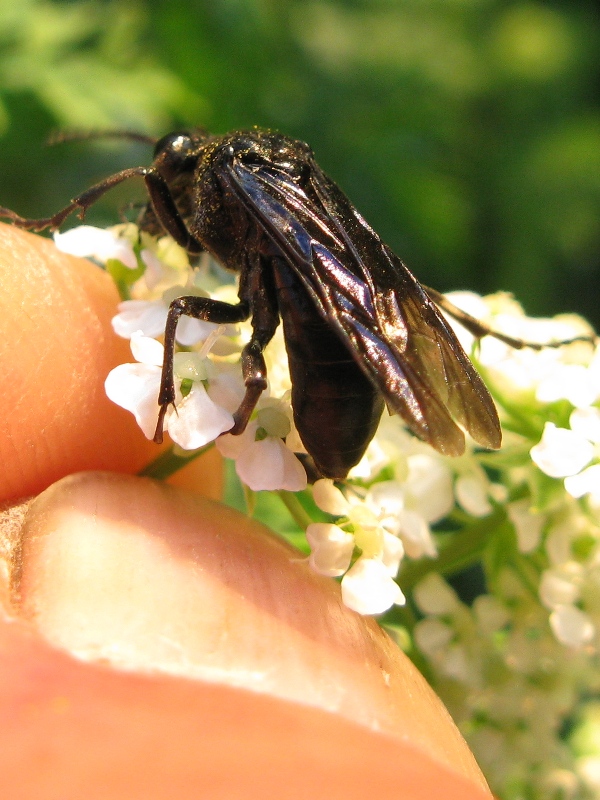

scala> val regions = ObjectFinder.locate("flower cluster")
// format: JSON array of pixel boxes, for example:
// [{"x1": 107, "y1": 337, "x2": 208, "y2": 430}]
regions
[
  {"x1": 57, "y1": 223, "x2": 600, "y2": 799},
  {"x1": 56, "y1": 224, "x2": 307, "y2": 492}
]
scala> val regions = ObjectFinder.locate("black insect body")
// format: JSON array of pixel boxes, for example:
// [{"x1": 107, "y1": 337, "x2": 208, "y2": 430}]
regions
[{"x1": 0, "y1": 128, "x2": 503, "y2": 478}]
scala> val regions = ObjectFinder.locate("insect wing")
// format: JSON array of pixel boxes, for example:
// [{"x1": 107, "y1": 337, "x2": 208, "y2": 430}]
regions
[{"x1": 225, "y1": 158, "x2": 501, "y2": 456}]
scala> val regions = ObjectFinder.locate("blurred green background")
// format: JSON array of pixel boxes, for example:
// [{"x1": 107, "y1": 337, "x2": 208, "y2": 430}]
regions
[{"x1": 0, "y1": 0, "x2": 598, "y2": 324}]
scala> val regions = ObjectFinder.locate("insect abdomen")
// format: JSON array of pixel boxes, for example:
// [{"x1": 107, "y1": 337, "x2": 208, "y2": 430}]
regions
[{"x1": 273, "y1": 258, "x2": 384, "y2": 479}]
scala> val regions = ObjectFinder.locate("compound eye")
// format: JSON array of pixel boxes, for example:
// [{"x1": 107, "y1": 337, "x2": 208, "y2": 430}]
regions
[
  {"x1": 153, "y1": 131, "x2": 194, "y2": 159},
  {"x1": 153, "y1": 131, "x2": 199, "y2": 178}
]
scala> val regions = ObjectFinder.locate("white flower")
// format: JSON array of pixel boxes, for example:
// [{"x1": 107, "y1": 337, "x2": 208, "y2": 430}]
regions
[
  {"x1": 539, "y1": 566, "x2": 581, "y2": 610},
  {"x1": 112, "y1": 287, "x2": 226, "y2": 346},
  {"x1": 537, "y1": 363, "x2": 600, "y2": 408},
  {"x1": 530, "y1": 422, "x2": 594, "y2": 478},
  {"x1": 413, "y1": 572, "x2": 460, "y2": 616},
  {"x1": 455, "y1": 471, "x2": 493, "y2": 517},
  {"x1": 54, "y1": 225, "x2": 138, "y2": 268},
  {"x1": 402, "y1": 453, "x2": 455, "y2": 524},
  {"x1": 105, "y1": 331, "x2": 234, "y2": 448},
  {"x1": 414, "y1": 617, "x2": 454, "y2": 657},
  {"x1": 570, "y1": 406, "x2": 600, "y2": 444},
  {"x1": 216, "y1": 402, "x2": 307, "y2": 492},
  {"x1": 341, "y1": 558, "x2": 405, "y2": 615},
  {"x1": 365, "y1": 481, "x2": 437, "y2": 558},
  {"x1": 312, "y1": 479, "x2": 350, "y2": 516},
  {"x1": 306, "y1": 523, "x2": 354, "y2": 577},
  {"x1": 549, "y1": 605, "x2": 595, "y2": 648},
  {"x1": 565, "y1": 464, "x2": 600, "y2": 503},
  {"x1": 507, "y1": 499, "x2": 545, "y2": 553},
  {"x1": 307, "y1": 479, "x2": 408, "y2": 614}
]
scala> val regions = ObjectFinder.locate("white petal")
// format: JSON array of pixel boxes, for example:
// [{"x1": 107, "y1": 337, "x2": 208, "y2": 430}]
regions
[
  {"x1": 366, "y1": 481, "x2": 405, "y2": 518},
  {"x1": 341, "y1": 558, "x2": 405, "y2": 615},
  {"x1": 176, "y1": 316, "x2": 218, "y2": 347},
  {"x1": 381, "y1": 532, "x2": 404, "y2": 575},
  {"x1": 455, "y1": 473, "x2": 493, "y2": 517},
  {"x1": 394, "y1": 511, "x2": 437, "y2": 559},
  {"x1": 278, "y1": 443, "x2": 308, "y2": 491},
  {"x1": 405, "y1": 454, "x2": 454, "y2": 523},
  {"x1": 549, "y1": 605, "x2": 595, "y2": 648},
  {"x1": 234, "y1": 437, "x2": 304, "y2": 492},
  {"x1": 540, "y1": 569, "x2": 580, "y2": 609},
  {"x1": 167, "y1": 384, "x2": 234, "y2": 450},
  {"x1": 55, "y1": 226, "x2": 137, "y2": 268},
  {"x1": 413, "y1": 572, "x2": 459, "y2": 615},
  {"x1": 414, "y1": 617, "x2": 454, "y2": 657},
  {"x1": 112, "y1": 300, "x2": 167, "y2": 340},
  {"x1": 312, "y1": 479, "x2": 350, "y2": 516},
  {"x1": 215, "y1": 422, "x2": 258, "y2": 460},
  {"x1": 207, "y1": 370, "x2": 246, "y2": 414},
  {"x1": 570, "y1": 407, "x2": 600, "y2": 444},
  {"x1": 104, "y1": 363, "x2": 162, "y2": 439},
  {"x1": 537, "y1": 364, "x2": 600, "y2": 408},
  {"x1": 130, "y1": 331, "x2": 164, "y2": 367},
  {"x1": 530, "y1": 422, "x2": 594, "y2": 478},
  {"x1": 140, "y1": 248, "x2": 170, "y2": 290},
  {"x1": 306, "y1": 523, "x2": 354, "y2": 576},
  {"x1": 565, "y1": 464, "x2": 600, "y2": 499},
  {"x1": 507, "y1": 499, "x2": 544, "y2": 553},
  {"x1": 473, "y1": 595, "x2": 510, "y2": 634}
]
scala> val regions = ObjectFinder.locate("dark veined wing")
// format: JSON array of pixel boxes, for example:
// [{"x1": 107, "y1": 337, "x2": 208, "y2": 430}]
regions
[{"x1": 224, "y1": 156, "x2": 501, "y2": 456}]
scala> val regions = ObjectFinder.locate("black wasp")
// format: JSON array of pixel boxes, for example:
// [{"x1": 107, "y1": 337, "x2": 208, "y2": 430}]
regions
[{"x1": 1, "y1": 128, "x2": 506, "y2": 479}]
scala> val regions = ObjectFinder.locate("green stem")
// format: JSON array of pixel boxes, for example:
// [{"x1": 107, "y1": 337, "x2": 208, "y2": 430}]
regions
[
  {"x1": 138, "y1": 444, "x2": 213, "y2": 480},
  {"x1": 398, "y1": 507, "x2": 507, "y2": 591},
  {"x1": 278, "y1": 491, "x2": 313, "y2": 530}
]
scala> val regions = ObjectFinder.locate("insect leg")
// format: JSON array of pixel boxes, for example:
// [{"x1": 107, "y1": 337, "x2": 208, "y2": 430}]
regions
[
  {"x1": 153, "y1": 296, "x2": 251, "y2": 443},
  {"x1": 143, "y1": 171, "x2": 203, "y2": 253},
  {"x1": 0, "y1": 167, "x2": 152, "y2": 232},
  {"x1": 229, "y1": 272, "x2": 281, "y2": 435},
  {"x1": 0, "y1": 165, "x2": 203, "y2": 253},
  {"x1": 425, "y1": 286, "x2": 598, "y2": 350}
]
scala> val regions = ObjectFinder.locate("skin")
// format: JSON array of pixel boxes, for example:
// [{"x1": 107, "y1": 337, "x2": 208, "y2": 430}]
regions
[{"x1": 0, "y1": 223, "x2": 493, "y2": 799}]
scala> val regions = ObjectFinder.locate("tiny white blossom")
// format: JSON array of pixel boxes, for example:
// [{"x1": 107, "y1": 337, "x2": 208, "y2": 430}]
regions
[
  {"x1": 414, "y1": 617, "x2": 454, "y2": 657},
  {"x1": 565, "y1": 464, "x2": 600, "y2": 501},
  {"x1": 455, "y1": 472, "x2": 493, "y2": 517},
  {"x1": 507, "y1": 499, "x2": 545, "y2": 553},
  {"x1": 539, "y1": 568, "x2": 581, "y2": 609},
  {"x1": 403, "y1": 453, "x2": 455, "y2": 523},
  {"x1": 306, "y1": 523, "x2": 354, "y2": 577},
  {"x1": 365, "y1": 481, "x2": 437, "y2": 558},
  {"x1": 530, "y1": 422, "x2": 594, "y2": 478},
  {"x1": 216, "y1": 403, "x2": 307, "y2": 492},
  {"x1": 105, "y1": 332, "x2": 234, "y2": 447},
  {"x1": 473, "y1": 595, "x2": 510, "y2": 634},
  {"x1": 569, "y1": 406, "x2": 600, "y2": 444},
  {"x1": 312, "y1": 479, "x2": 350, "y2": 516},
  {"x1": 413, "y1": 573, "x2": 460, "y2": 616},
  {"x1": 167, "y1": 383, "x2": 235, "y2": 450},
  {"x1": 536, "y1": 363, "x2": 600, "y2": 408},
  {"x1": 341, "y1": 558, "x2": 405, "y2": 615},
  {"x1": 549, "y1": 605, "x2": 595, "y2": 648},
  {"x1": 54, "y1": 225, "x2": 137, "y2": 268},
  {"x1": 112, "y1": 288, "x2": 224, "y2": 346},
  {"x1": 307, "y1": 479, "x2": 409, "y2": 613}
]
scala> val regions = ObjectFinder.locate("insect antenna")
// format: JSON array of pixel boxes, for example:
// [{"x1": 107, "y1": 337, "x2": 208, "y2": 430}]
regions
[
  {"x1": 46, "y1": 130, "x2": 157, "y2": 147},
  {"x1": 425, "y1": 286, "x2": 598, "y2": 351}
]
